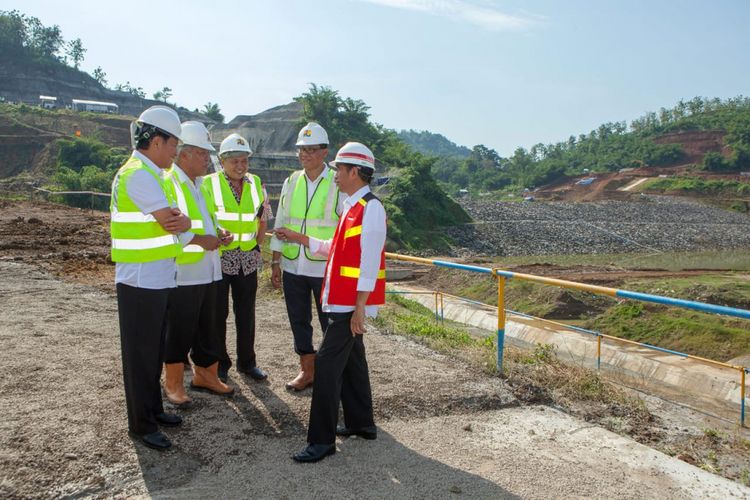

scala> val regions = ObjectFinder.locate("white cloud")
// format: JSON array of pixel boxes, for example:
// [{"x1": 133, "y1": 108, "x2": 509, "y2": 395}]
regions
[{"x1": 356, "y1": 0, "x2": 543, "y2": 32}]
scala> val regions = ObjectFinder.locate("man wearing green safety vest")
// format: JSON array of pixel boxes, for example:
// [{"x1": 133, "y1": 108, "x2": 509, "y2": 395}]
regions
[
  {"x1": 202, "y1": 133, "x2": 270, "y2": 382},
  {"x1": 271, "y1": 123, "x2": 346, "y2": 391},
  {"x1": 110, "y1": 106, "x2": 190, "y2": 451},
  {"x1": 162, "y1": 121, "x2": 235, "y2": 408}
]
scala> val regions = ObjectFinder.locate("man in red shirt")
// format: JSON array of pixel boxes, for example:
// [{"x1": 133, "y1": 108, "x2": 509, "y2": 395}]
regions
[{"x1": 275, "y1": 142, "x2": 386, "y2": 463}]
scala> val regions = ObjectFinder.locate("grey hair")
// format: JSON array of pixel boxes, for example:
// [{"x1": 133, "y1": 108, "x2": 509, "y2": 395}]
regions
[{"x1": 177, "y1": 144, "x2": 202, "y2": 156}]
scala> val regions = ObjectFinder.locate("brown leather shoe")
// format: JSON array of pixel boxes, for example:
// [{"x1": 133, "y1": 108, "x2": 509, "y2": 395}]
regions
[
  {"x1": 285, "y1": 354, "x2": 315, "y2": 392},
  {"x1": 163, "y1": 362, "x2": 191, "y2": 407},
  {"x1": 191, "y1": 362, "x2": 234, "y2": 396}
]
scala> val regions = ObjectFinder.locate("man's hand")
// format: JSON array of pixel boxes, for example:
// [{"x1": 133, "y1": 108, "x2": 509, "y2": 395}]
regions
[
  {"x1": 193, "y1": 234, "x2": 220, "y2": 251},
  {"x1": 271, "y1": 264, "x2": 282, "y2": 289},
  {"x1": 153, "y1": 207, "x2": 191, "y2": 234},
  {"x1": 218, "y1": 228, "x2": 233, "y2": 246},
  {"x1": 274, "y1": 228, "x2": 304, "y2": 245},
  {"x1": 351, "y1": 305, "x2": 367, "y2": 336}
]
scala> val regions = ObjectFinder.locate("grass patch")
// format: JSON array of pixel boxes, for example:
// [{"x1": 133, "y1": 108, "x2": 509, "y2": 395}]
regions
[
  {"x1": 639, "y1": 177, "x2": 750, "y2": 197},
  {"x1": 588, "y1": 302, "x2": 750, "y2": 361},
  {"x1": 466, "y1": 251, "x2": 750, "y2": 271},
  {"x1": 375, "y1": 295, "x2": 652, "y2": 430},
  {"x1": 415, "y1": 267, "x2": 750, "y2": 362}
]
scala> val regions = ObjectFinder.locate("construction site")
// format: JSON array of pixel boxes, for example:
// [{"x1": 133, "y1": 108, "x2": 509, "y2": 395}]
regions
[{"x1": 2, "y1": 6, "x2": 750, "y2": 497}]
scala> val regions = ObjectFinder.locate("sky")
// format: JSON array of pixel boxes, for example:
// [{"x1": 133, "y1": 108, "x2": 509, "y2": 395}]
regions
[{"x1": 6, "y1": 0, "x2": 750, "y2": 155}]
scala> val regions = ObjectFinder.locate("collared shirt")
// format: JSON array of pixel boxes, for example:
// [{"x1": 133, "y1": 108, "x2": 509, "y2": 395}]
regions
[
  {"x1": 270, "y1": 165, "x2": 346, "y2": 278},
  {"x1": 114, "y1": 150, "x2": 177, "y2": 290},
  {"x1": 309, "y1": 185, "x2": 387, "y2": 317},
  {"x1": 171, "y1": 164, "x2": 223, "y2": 286},
  {"x1": 219, "y1": 173, "x2": 273, "y2": 276}
]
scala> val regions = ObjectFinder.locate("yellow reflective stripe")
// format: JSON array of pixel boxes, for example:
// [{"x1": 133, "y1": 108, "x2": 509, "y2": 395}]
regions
[
  {"x1": 344, "y1": 225, "x2": 362, "y2": 239},
  {"x1": 358, "y1": 198, "x2": 367, "y2": 207},
  {"x1": 112, "y1": 234, "x2": 178, "y2": 250},
  {"x1": 339, "y1": 266, "x2": 386, "y2": 279},
  {"x1": 111, "y1": 211, "x2": 156, "y2": 223},
  {"x1": 340, "y1": 266, "x2": 360, "y2": 278}
]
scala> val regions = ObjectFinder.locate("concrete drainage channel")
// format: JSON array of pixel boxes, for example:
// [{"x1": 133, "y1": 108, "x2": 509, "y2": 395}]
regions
[{"x1": 392, "y1": 284, "x2": 748, "y2": 423}]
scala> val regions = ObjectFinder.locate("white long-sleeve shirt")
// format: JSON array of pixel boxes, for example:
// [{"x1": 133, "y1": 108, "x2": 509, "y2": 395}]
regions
[
  {"x1": 171, "y1": 165, "x2": 222, "y2": 286},
  {"x1": 308, "y1": 185, "x2": 387, "y2": 317},
  {"x1": 270, "y1": 165, "x2": 346, "y2": 277},
  {"x1": 114, "y1": 151, "x2": 177, "y2": 289}
]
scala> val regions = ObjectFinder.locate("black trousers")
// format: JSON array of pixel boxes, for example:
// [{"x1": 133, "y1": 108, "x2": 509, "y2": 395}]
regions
[
  {"x1": 216, "y1": 270, "x2": 258, "y2": 370},
  {"x1": 165, "y1": 281, "x2": 220, "y2": 367},
  {"x1": 116, "y1": 283, "x2": 169, "y2": 435},
  {"x1": 282, "y1": 271, "x2": 327, "y2": 355},
  {"x1": 307, "y1": 312, "x2": 374, "y2": 445}
]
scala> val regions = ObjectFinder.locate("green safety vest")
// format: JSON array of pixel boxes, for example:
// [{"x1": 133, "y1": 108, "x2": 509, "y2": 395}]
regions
[
  {"x1": 202, "y1": 171, "x2": 264, "y2": 253},
  {"x1": 280, "y1": 168, "x2": 339, "y2": 262},
  {"x1": 165, "y1": 166, "x2": 211, "y2": 265},
  {"x1": 110, "y1": 156, "x2": 181, "y2": 263}
]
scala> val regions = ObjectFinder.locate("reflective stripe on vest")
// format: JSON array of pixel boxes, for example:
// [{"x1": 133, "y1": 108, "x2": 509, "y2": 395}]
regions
[
  {"x1": 281, "y1": 168, "x2": 339, "y2": 261},
  {"x1": 110, "y1": 157, "x2": 180, "y2": 263},
  {"x1": 339, "y1": 266, "x2": 386, "y2": 279},
  {"x1": 324, "y1": 192, "x2": 386, "y2": 306},
  {"x1": 203, "y1": 172, "x2": 263, "y2": 252},
  {"x1": 166, "y1": 168, "x2": 208, "y2": 265}
]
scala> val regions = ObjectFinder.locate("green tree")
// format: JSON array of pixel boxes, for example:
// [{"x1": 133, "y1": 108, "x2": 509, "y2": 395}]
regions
[
  {"x1": 202, "y1": 102, "x2": 225, "y2": 123},
  {"x1": 115, "y1": 81, "x2": 146, "y2": 98},
  {"x1": 66, "y1": 37, "x2": 85, "y2": 68},
  {"x1": 153, "y1": 86, "x2": 173, "y2": 102},
  {"x1": 27, "y1": 17, "x2": 63, "y2": 60},
  {"x1": 92, "y1": 66, "x2": 107, "y2": 87},
  {"x1": 0, "y1": 10, "x2": 28, "y2": 58}
]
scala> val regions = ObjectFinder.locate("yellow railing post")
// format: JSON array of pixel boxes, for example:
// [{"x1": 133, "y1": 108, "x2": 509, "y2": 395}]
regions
[
  {"x1": 495, "y1": 271, "x2": 506, "y2": 375},
  {"x1": 742, "y1": 368, "x2": 746, "y2": 428},
  {"x1": 439, "y1": 292, "x2": 445, "y2": 324}
]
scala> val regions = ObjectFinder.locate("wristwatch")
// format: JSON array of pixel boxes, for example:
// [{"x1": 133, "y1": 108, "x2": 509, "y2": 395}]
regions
[{"x1": 271, "y1": 260, "x2": 281, "y2": 265}]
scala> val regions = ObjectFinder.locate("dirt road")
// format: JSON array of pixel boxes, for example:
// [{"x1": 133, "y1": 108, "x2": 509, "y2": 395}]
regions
[
  {"x1": 1, "y1": 259, "x2": 748, "y2": 498},
  {"x1": 0, "y1": 200, "x2": 748, "y2": 497}
]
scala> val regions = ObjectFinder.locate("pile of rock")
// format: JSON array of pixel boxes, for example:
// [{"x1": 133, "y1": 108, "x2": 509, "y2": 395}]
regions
[{"x1": 445, "y1": 196, "x2": 750, "y2": 256}]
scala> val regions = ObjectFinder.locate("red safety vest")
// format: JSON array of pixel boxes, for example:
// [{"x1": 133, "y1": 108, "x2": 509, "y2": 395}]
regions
[{"x1": 324, "y1": 192, "x2": 386, "y2": 306}]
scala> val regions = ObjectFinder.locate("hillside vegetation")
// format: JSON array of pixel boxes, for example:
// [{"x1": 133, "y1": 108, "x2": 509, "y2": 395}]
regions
[
  {"x1": 432, "y1": 96, "x2": 750, "y2": 195},
  {"x1": 294, "y1": 84, "x2": 471, "y2": 251},
  {"x1": 397, "y1": 129, "x2": 471, "y2": 158}
]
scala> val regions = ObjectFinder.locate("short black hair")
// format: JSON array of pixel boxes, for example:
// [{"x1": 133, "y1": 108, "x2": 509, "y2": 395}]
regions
[
  {"x1": 339, "y1": 163, "x2": 374, "y2": 184},
  {"x1": 135, "y1": 124, "x2": 173, "y2": 150}
]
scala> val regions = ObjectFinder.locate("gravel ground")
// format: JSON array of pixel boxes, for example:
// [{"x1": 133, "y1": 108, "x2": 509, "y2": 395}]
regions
[
  {"x1": 448, "y1": 196, "x2": 750, "y2": 256},
  {"x1": 1, "y1": 261, "x2": 748, "y2": 498}
]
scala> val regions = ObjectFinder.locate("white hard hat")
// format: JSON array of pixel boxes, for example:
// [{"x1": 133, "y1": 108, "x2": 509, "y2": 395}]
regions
[
  {"x1": 136, "y1": 105, "x2": 182, "y2": 139},
  {"x1": 180, "y1": 121, "x2": 215, "y2": 151},
  {"x1": 219, "y1": 133, "x2": 252, "y2": 157},
  {"x1": 296, "y1": 122, "x2": 329, "y2": 146},
  {"x1": 332, "y1": 142, "x2": 375, "y2": 171}
]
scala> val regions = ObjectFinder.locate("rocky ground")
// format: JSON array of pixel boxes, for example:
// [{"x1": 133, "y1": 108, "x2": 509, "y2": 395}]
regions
[
  {"x1": 1, "y1": 200, "x2": 749, "y2": 498},
  {"x1": 447, "y1": 196, "x2": 750, "y2": 256}
]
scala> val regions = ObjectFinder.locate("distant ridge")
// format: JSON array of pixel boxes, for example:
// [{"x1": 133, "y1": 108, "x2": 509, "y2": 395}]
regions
[{"x1": 398, "y1": 129, "x2": 471, "y2": 158}]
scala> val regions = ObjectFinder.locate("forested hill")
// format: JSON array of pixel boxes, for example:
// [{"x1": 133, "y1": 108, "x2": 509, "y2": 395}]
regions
[
  {"x1": 432, "y1": 96, "x2": 750, "y2": 194},
  {"x1": 398, "y1": 129, "x2": 471, "y2": 158}
]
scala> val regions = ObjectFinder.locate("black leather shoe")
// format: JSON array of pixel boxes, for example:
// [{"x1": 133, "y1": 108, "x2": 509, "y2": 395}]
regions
[
  {"x1": 155, "y1": 412, "x2": 182, "y2": 427},
  {"x1": 129, "y1": 431, "x2": 172, "y2": 451},
  {"x1": 292, "y1": 443, "x2": 336, "y2": 463},
  {"x1": 240, "y1": 366, "x2": 268, "y2": 381},
  {"x1": 336, "y1": 424, "x2": 377, "y2": 440}
]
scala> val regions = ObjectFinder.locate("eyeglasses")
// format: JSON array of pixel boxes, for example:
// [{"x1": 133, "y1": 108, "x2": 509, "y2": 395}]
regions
[{"x1": 297, "y1": 145, "x2": 327, "y2": 155}]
